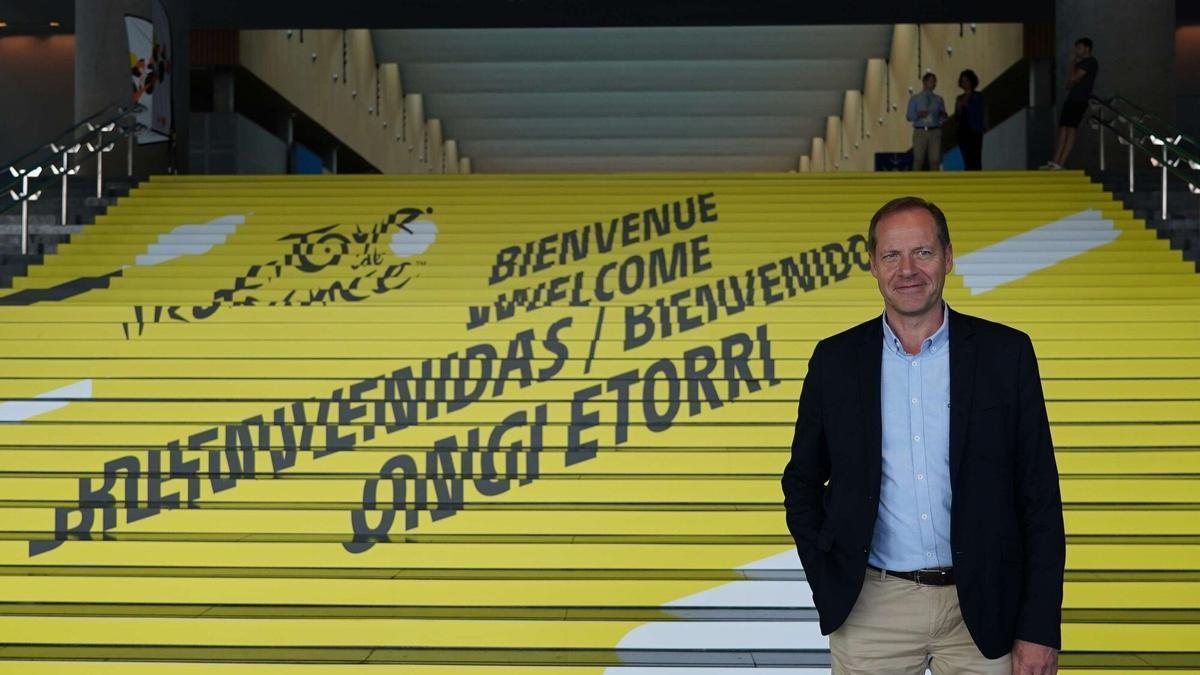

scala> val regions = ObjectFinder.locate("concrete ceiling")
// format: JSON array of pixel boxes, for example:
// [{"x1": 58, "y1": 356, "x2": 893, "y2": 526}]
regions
[{"x1": 374, "y1": 26, "x2": 892, "y2": 172}]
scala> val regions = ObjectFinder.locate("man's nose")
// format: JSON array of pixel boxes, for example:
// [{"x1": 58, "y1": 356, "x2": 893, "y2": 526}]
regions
[{"x1": 898, "y1": 255, "x2": 916, "y2": 275}]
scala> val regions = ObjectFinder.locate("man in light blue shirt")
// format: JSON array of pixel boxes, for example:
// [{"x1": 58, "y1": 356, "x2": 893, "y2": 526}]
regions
[
  {"x1": 782, "y1": 196, "x2": 1064, "y2": 674},
  {"x1": 872, "y1": 302, "x2": 954, "y2": 572},
  {"x1": 906, "y1": 72, "x2": 948, "y2": 171}
]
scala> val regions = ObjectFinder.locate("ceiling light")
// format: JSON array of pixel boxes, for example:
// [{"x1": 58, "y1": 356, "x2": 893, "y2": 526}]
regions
[
  {"x1": 49, "y1": 20, "x2": 60, "y2": 27},
  {"x1": 0, "y1": 21, "x2": 8, "y2": 28},
  {"x1": 1149, "y1": 135, "x2": 1164, "y2": 145},
  {"x1": 1188, "y1": 183, "x2": 1200, "y2": 194},
  {"x1": 1188, "y1": 160, "x2": 1200, "y2": 170}
]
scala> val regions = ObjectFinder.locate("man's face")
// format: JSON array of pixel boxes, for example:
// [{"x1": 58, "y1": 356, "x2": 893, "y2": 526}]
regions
[
  {"x1": 923, "y1": 76, "x2": 937, "y2": 92},
  {"x1": 869, "y1": 208, "x2": 954, "y2": 319},
  {"x1": 1074, "y1": 43, "x2": 1090, "y2": 59}
]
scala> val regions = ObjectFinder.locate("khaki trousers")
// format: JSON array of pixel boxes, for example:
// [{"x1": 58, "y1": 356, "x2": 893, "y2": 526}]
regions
[
  {"x1": 912, "y1": 128, "x2": 942, "y2": 171},
  {"x1": 829, "y1": 567, "x2": 1011, "y2": 675}
]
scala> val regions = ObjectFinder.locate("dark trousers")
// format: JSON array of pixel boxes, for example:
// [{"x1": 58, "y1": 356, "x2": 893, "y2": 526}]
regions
[{"x1": 959, "y1": 128, "x2": 983, "y2": 171}]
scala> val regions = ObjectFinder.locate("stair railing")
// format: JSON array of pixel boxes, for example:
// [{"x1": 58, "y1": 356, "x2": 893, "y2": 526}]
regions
[
  {"x1": 1, "y1": 104, "x2": 145, "y2": 255},
  {"x1": 1089, "y1": 95, "x2": 1200, "y2": 221}
]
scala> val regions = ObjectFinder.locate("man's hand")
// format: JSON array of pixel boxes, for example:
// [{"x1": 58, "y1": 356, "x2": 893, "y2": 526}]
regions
[{"x1": 1012, "y1": 639, "x2": 1057, "y2": 675}]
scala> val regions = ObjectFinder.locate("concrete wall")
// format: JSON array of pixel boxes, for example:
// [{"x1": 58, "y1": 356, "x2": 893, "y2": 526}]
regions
[
  {"x1": 1056, "y1": 0, "x2": 1175, "y2": 173},
  {"x1": 0, "y1": 35, "x2": 74, "y2": 166},
  {"x1": 982, "y1": 107, "x2": 1028, "y2": 169},
  {"x1": 189, "y1": 112, "x2": 288, "y2": 174},
  {"x1": 1176, "y1": 25, "x2": 1200, "y2": 140},
  {"x1": 803, "y1": 22, "x2": 1025, "y2": 172},
  {"x1": 239, "y1": 29, "x2": 465, "y2": 174},
  {"x1": 74, "y1": 0, "x2": 190, "y2": 174}
]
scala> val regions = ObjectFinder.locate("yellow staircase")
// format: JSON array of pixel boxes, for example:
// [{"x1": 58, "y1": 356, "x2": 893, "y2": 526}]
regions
[{"x1": 0, "y1": 172, "x2": 1197, "y2": 673}]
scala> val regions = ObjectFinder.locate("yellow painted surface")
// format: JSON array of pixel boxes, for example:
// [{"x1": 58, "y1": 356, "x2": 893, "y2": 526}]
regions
[{"x1": 0, "y1": 172, "x2": 1196, "y2": 668}]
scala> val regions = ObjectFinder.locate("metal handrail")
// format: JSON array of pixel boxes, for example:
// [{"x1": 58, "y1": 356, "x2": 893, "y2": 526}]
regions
[
  {"x1": 1107, "y1": 95, "x2": 1200, "y2": 158},
  {"x1": 0, "y1": 104, "x2": 124, "y2": 183},
  {"x1": 2, "y1": 105, "x2": 145, "y2": 255},
  {"x1": 0, "y1": 104, "x2": 140, "y2": 196},
  {"x1": 1090, "y1": 96, "x2": 1200, "y2": 170},
  {"x1": 1089, "y1": 95, "x2": 1200, "y2": 220}
]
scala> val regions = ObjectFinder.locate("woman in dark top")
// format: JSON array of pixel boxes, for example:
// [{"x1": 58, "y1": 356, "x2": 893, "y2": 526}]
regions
[{"x1": 955, "y1": 69, "x2": 985, "y2": 171}]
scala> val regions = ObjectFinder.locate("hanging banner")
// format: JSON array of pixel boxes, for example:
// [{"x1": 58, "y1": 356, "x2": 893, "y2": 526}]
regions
[{"x1": 124, "y1": 3, "x2": 172, "y2": 145}]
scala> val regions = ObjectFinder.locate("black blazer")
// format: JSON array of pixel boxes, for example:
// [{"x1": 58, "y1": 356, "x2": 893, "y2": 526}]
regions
[{"x1": 781, "y1": 308, "x2": 1065, "y2": 659}]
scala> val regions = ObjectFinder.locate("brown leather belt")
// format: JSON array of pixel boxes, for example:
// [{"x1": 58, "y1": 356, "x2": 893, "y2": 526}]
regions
[{"x1": 869, "y1": 565, "x2": 956, "y2": 586}]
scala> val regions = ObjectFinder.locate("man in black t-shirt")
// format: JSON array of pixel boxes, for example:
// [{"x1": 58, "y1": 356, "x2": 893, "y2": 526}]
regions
[{"x1": 1042, "y1": 38, "x2": 1098, "y2": 170}]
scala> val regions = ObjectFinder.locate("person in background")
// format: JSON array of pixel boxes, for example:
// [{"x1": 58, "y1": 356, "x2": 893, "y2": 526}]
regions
[
  {"x1": 955, "y1": 69, "x2": 986, "y2": 171},
  {"x1": 1042, "y1": 37, "x2": 1098, "y2": 170},
  {"x1": 907, "y1": 73, "x2": 948, "y2": 171}
]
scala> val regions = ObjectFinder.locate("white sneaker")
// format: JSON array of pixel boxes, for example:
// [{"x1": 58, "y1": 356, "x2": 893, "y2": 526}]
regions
[{"x1": 1038, "y1": 161, "x2": 1063, "y2": 170}]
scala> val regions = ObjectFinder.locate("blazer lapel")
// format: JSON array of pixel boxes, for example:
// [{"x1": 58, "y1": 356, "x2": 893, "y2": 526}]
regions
[
  {"x1": 858, "y1": 319, "x2": 884, "y2": 492},
  {"x1": 948, "y1": 309, "x2": 977, "y2": 486}
]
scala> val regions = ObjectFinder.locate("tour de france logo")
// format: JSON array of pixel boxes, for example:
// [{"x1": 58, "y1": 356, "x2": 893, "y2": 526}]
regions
[
  {"x1": 126, "y1": 206, "x2": 438, "y2": 336},
  {"x1": 0, "y1": 206, "x2": 438, "y2": 337}
]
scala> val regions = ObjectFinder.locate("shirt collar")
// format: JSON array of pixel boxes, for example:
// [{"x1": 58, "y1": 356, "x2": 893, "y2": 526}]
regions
[{"x1": 881, "y1": 303, "x2": 950, "y2": 357}]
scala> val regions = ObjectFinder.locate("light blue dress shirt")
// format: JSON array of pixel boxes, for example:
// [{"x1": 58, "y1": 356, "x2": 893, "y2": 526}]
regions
[
  {"x1": 869, "y1": 304, "x2": 954, "y2": 572},
  {"x1": 906, "y1": 91, "x2": 946, "y2": 129}
]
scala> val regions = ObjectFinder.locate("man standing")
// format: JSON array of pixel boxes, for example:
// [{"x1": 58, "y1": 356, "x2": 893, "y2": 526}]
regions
[
  {"x1": 1042, "y1": 38, "x2": 1098, "y2": 170},
  {"x1": 907, "y1": 73, "x2": 948, "y2": 171},
  {"x1": 781, "y1": 197, "x2": 1065, "y2": 674}
]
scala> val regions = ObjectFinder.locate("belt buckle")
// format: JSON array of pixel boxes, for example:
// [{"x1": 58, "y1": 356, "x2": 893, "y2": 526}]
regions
[{"x1": 914, "y1": 569, "x2": 946, "y2": 586}]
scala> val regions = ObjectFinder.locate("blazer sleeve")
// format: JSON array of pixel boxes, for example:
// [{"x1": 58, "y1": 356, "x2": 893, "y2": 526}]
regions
[
  {"x1": 781, "y1": 340, "x2": 831, "y2": 559},
  {"x1": 1012, "y1": 334, "x2": 1067, "y2": 649}
]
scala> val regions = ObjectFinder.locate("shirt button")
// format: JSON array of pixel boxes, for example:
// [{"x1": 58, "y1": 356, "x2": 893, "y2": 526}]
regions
[
  {"x1": 913, "y1": 435, "x2": 921, "y2": 442},
  {"x1": 926, "y1": 551, "x2": 934, "y2": 557},
  {"x1": 912, "y1": 361, "x2": 919, "y2": 367},
  {"x1": 921, "y1": 513, "x2": 929, "y2": 520},
  {"x1": 911, "y1": 398, "x2": 919, "y2": 405},
  {"x1": 917, "y1": 473, "x2": 924, "y2": 480}
]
